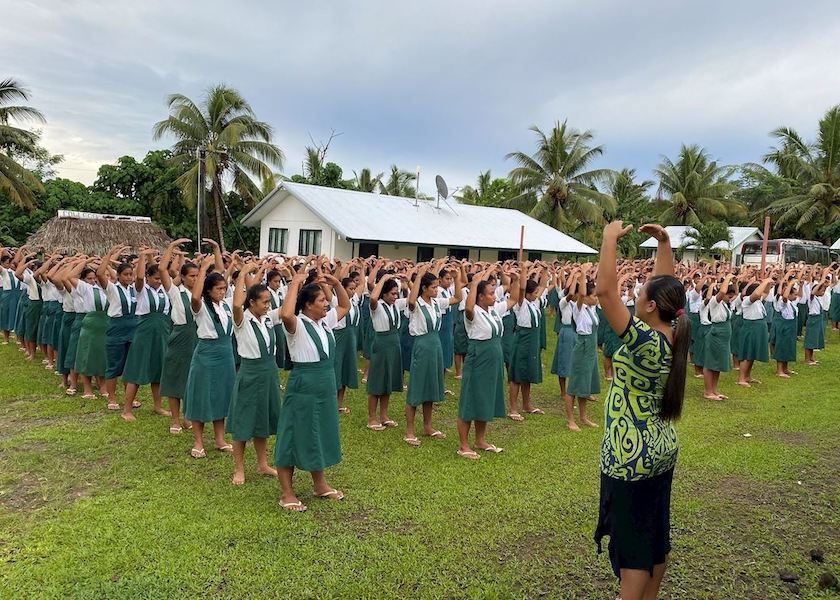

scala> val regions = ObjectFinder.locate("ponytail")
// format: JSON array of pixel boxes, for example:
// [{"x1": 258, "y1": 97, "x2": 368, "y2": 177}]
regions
[{"x1": 646, "y1": 275, "x2": 690, "y2": 421}]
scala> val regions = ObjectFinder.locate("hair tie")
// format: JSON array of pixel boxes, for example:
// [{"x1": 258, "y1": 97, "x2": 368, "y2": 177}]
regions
[{"x1": 675, "y1": 308, "x2": 685, "y2": 317}]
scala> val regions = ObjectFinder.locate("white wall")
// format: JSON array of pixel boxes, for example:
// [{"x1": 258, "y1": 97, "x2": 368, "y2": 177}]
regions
[{"x1": 258, "y1": 195, "x2": 336, "y2": 257}]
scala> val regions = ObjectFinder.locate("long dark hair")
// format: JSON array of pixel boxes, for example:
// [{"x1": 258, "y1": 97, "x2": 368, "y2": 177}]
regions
[
  {"x1": 295, "y1": 283, "x2": 324, "y2": 315},
  {"x1": 245, "y1": 283, "x2": 268, "y2": 312},
  {"x1": 180, "y1": 262, "x2": 198, "y2": 277},
  {"x1": 201, "y1": 272, "x2": 226, "y2": 303},
  {"x1": 116, "y1": 263, "x2": 133, "y2": 276},
  {"x1": 646, "y1": 275, "x2": 690, "y2": 421},
  {"x1": 419, "y1": 272, "x2": 437, "y2": 295}
]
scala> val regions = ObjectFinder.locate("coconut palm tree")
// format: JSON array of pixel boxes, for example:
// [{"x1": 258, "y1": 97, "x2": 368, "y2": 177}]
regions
[
  {"x1": 680, "y1": 221, "x2": 732, "y2": 261},
  {"x1": 655, "y1": 144, "x2": 743, "y2": 226},
  {"x1": 379, "y1": 165, "x2": 416, "y2": 197},
  {"x1": 766, "y1": 105, "x2": 840, "y2": 238},
  {"x1": 153, "y1": 84, "x2": 284, "y2": 249},
  {"x1": 0, "y1": 78, "x2": 46, "y2": 209},
  {"x1": 504, "y1": 120, "x2": 616, "y2": 234},
  {"x1": 353, "y1": 168, "x2": 383, "y2": 193},
  {"x1": 610, "y1": 168, "x2": 655, "y2": 257}
]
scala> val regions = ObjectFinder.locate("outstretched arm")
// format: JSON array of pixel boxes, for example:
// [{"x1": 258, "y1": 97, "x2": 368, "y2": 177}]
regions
[{"x1": 596, "y1": 221, "x2": 634, "y2": 335}]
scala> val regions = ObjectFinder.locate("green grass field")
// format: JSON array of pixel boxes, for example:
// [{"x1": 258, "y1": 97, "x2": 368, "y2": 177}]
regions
[{"x1": 1, "y1": 321, "x2": 839, "y2": 599}]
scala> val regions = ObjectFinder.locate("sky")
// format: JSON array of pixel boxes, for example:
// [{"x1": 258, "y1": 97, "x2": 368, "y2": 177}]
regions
[{"x1": 3, "y1": 0, "x2": 840, "y2": 197}]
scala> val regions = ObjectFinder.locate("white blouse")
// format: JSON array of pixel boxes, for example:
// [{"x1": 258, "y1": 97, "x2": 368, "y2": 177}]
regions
[
  {"x1": 774, "y1": 297, "x2": 797, "y2": 320},
  {"x1": 134, "y1": 283, "x2": 170, "y2": 316},
  {"x1": 707, "y1": 296, "x2": 731, "y2": 323},
  {"x1": 72, "y1": 280, "x2": 107, "y2": 313},
  {"x1": 465, "y1": 302, "x2": 509, "y2": 340},
  {"x1": 699, "y1": 301, "x2": 712, "y2": 326},
  {"x1": 808, "y1": 295, "x2": 824, "y2": 316},
  {"x1": 283, "y1": 311, "x2": 339, "y2": 363},
  {"x1": 333, "y1": 300, "x2": 360, "y2": 331},
  {"x1": 371, "y1": 298, "x2": 407, "y2": 332},
  {"x1": 571, "y1": 302, "x2": 599, "y2": 335},
  {"x1": 687, "y1": 289, "x2": 703, "y2": 313},
  {"x1": 741, "y1": 296, "x2": 766, "y2": 321},
  {"x1": 797, "y1": 282, "x2": 810, "y2": 304},
  {"x1": 409, "y1": 296, "x2": 449, "y2": 336},
  {"x1": 23, "y1": 271, "x2": 40, "y2": 301},
  {"x1": 105, "y1": 282, "x2": 136, "y2": 318},
  {"x1": 193, "y1": 299, "x2": 232, "y2": 339},
  {"x1": 61, "y1": 289, "x2": 75, "y2": 312},
  {"x1": 512, "y1": 298, "x2": 541, "y2": 329},
  {"x1": 234, "y1": 309, "x2": 282, "y2": 359},
  {"x1": 166, "y1": 284, "x2": 192, "y2": 326}
]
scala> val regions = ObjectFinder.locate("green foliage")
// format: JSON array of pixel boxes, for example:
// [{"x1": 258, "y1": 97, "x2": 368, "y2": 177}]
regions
[
  {"x1": 680, "y1": 221, "x2": 732, "y2": 259},
  {"x1": 379, "y1": 165, "x2": 417, "y2": 197},
  {"x1": 458, "y1": 170, "x2": 514, "y2": 207},
  {"x1": 655, "y1": 144, "x2": 744, "y2": 226},
  {"x1": 766, "y1": 105, "x2": 840, "y2": 240},
  {"x1": 505, "y1": 120, "x2": 616, "y2": 244},
  {"x1": 352, "y1": 168, "x2": 383, "y2": 193},
  {"x1": 610, "y1": 168, "x2": 657, "y2": 257},
  {"x1": 0, "y1": 78, "x2": 49, "y2": 208}
]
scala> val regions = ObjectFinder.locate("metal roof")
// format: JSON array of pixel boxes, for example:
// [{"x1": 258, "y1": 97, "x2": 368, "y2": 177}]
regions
[
  {"x1": 832, "y1": 238, "x2": 840, "y2": 250},
  {"x1": 640, "y1": 226, "x2": 762, "y2": 251},
  {"x1": 241, "y1": 182, "x2": 597, "y2": 254}
]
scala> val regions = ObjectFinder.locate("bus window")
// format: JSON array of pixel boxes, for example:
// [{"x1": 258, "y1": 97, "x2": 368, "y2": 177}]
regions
[{"x1": 784, "y1": 244, "x2": 807, "y2": 264}]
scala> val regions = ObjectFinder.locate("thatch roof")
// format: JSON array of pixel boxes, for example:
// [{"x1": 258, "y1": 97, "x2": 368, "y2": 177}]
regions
[{"x1": 25, "y1": 211, "x2": 172, "y2": 256}]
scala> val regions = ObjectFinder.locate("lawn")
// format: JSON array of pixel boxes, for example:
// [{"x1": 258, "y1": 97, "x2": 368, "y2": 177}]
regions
[{"x1": 1, "y1": 321, "x2": 838, "y2": 599}]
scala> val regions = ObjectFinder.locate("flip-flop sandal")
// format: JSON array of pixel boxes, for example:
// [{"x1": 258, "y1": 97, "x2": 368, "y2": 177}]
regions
[
  {"x1": 736, "y1": 382, "x2": 752, "y2": 388},
  {"x1": 65, "y1": 388, "x2": 77, "y2": 396},
  {"x1": 748, "y1": 379, "x2": 763, "y2": 384},
  {"x1": 338, "y1": 407, "x2": 350, "y2": 414},
  {"x1": 190, "y1": 448, "x2": 206, "y2": 459},
  {"x1": 169, "y1": 426, "x2": 183, "y2": 434},
  {"x1": 107, "y1": 402, "x2": 120, "y2": 411},
  {"x1": 361, "y1": 378, "x2": 367, "y2": 384},
  {"x1": 81, "y1": 394, "x2": 97, "y2": 399},
  {"x1": 526, "y1": 408, "x2": 545, "y2": 415},
  {"x1": 403, "y1": 436, "x2": 421, "y2": 446},
  {"x1": 317, "y1": 489, "x2": 344, "y2": 501},
  {"x1": 132, "y1": 401, "x2": 142, "y2": 408},
  {"x1": 444, "y1": 389, "x2": 454, "y2": 396},
  {"x1": 381, "y1": 420, "x2": 398, "y2": 428},
  {"x1": 454, "y1": 375, "x2": 462, "y2": 380},
  {"x1": 215, "y1": 444, "x2": 234, "y2": 453},
  {"x1": 366, "y1": 424, "x2": 386, "y2": 431},
  {"x1": 507, "y1": 413, "x2": 524, "y2": 422},
  {"x1": 279, "y1": 500, "x2": 307, "y2": 512},
  {"x1": 478, "y1": 445, "x2": 504, "y2": 453},
  {"x1": 427, "y1": 430, "x2": 446, "y2": 440},
  {"x1": 456, "y1": 450, "x2": 480, "y2": 460}
]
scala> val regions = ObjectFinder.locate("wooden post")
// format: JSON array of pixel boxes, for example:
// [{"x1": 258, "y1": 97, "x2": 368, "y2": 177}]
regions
[
  {"x1": 518, "y1": 225, "x2": 525, "y2": 264},
  {"x1": 759, "y1": 216, "x2": 771, "y2": 275}
]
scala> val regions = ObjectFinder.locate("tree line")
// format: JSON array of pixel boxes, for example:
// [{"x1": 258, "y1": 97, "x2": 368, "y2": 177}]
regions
[{"x1": 1, "y1": 78, "x2": 839, "y2": 253}]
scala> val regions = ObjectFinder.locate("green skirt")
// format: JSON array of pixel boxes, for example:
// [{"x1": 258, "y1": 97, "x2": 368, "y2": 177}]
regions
[
  {"x1": 596, "y1": 306, "x2": 607, "y2": 346},
  {"x1": 458, "y1": 336, "x2": 506, "y2": 422},
  {"x1": 453, "y1": 309, "x2": 469, "y2": 355},
  {"x1": 550, "y1": 323, "x2": 576, "y2": 377},
  {"x1": 0, "y1": 289, "x2": 11, "y2": 331},
  {"x1": 602, "y1": 325, "x2": 623, "y2": 359},
  {"x1": 731, "y1": 314, "x2": 743, "y2": 358},
  {"x1": 36, "y1": 300, "x2": 54, "y2": 346},
  {"x1": 64, "y1": 312, "x2": 85, "y2": 371},
  {"x1": 804, "y1": 312, "x2": 825, "y2": 350},
  {"x1": 501, "y1": 312, "x2": 515, "y2": 364},
  {"x1": 105, "y1": 314, "x2": 137, "y2": 379},
  {"x1": 688, "y1": 311, "x2": 701, "y2": 355},
  {"x1": 508, "y1": 326, "x2": 542, "y2": 384},
  {"x1": 768, "y1": 310, "x2": 782, "y2": 346},
  {"x1": 738, "y1": 319, "x2": 769, "y2": 362},
  {"x1": 796, "y1": 303, "x2": 807, "y2": 336},
  {"x1": 75, "y1": 311, "x2": 109, "y2": 376},
  {"x1": 771, "y1": 317, "x2": 796, "y2": 362},
  {"x1": 159, "y1": 323, "x2": 198, "y2": 399},
  {"x1": 399, "y1": 317, "x2": 413, "y2": 373},
  {"x1": 567, "y1": 332, "x2": 600, "y2": 397},
  {"x1": 539, "y1": 308, "x2": 547, "y2": 351},
  {"x1": 439, "y1": 309, "x2": 455, "y2": 369},
  {"x1": 406, "y1": 331, "x2": 444, "y2": 406},
  {"x1": 367, "y1": 330, "x2": 403, "y2": 395},
  {"x1": 226, "y1": 354, "x2": 280, "y2": 440},
  {"x1": 24, "y1": 298, "x2": 42, "y2": 343},
  {"x1": 183, "y1": 335, "x2": 235, "y2": 422},
  {"x1": 273, "y1": 324, "x2": 286, "y2": 369},
  {"x1": 274, "y1": 359, "x2": 341, "y2": 472},
  {"x1": 362, "y1": 313, "x2": 375, "y2": 360},
  {"x1": 56, "y1": 311, "x2": 75, "y2": 375},
  {"x1": 122, "y1": 312, "x2": 171, "y2": 385},
  {"x1": 333, "y1": 325, "x2": 359, "y2": 390},
  {"x1": 703, "y1": 321, "x2": 732, "y2": 373},
  {"x1": 829, "y1": 293, "x2": 840, "y2": 322},
  {"x1": 693, "y1": 323, "x2": 710, "y2": 368},
  {"x1": 13, "y1": 293, "x2": 27, "y2": 335}
]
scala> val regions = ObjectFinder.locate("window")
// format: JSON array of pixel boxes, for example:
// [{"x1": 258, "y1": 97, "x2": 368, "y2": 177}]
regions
[
  {"x1": 298, "y1": 229, "x2": 322, "y2": 255},
  {"x1": 358, "y1": 242, "x2": 379, "y2": 258},
  {"x1": 498, "y1": 250, "x2": 517, "y2": 262},
  {"x1": 267, "y1": 228, "x2": 288, "y2": 253},
  {"x1": 528, "y1": 251, "x2": 543, "y2": 261},
  {"x1": 416, "y1": 246, "x2": 434, "y2": 262},
  {"x1": 448, "y1": 248, "x2": 469, "y2": 260}
]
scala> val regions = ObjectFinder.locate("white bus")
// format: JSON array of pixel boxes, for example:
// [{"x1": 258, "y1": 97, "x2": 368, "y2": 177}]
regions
[{"x1": 741, "y1": 239, "x2": 832, "y2": 267}]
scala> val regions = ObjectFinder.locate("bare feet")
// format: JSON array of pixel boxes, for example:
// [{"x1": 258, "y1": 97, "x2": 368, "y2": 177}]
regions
[
  {"x1": 581, "y1": 419, "x2": 599, "y2": 428},
  {"x1": 232, "y1": 472, "x2": 245, "y2": 485},
  {"x1": 154, "y1": 407, "x2": 171, "y2": 416},
  {"x1": 256, "y1": 465, "x2": 277, "y2": 477},
  {"x1": 736, "y1": 381, "x2": 751, "y2": 387},
  {"x1": 567, "y1": 421, "x2": 581, "y2": 432},
  {"x1": 279, "y1": 496, "x2": 307, "y2": 512},
  {"x1": 121, "y1": 412, "x2": 136, "y2": 422},
  {"x1": 776, "y1": 373, "x2": 791, "y2": 378}
]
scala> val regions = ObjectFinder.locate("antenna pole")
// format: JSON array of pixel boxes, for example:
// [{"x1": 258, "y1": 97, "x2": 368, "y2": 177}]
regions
[{"x1": 415, "y1": 166, "x2": 420, "y2": 207}]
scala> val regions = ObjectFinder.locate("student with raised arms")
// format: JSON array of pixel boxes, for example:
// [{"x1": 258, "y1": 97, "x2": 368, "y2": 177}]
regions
[
  {"x1": 333, "y1": 273, "x2": 362, "y2": 415},
  {"x1": 507, "y1": 265, "x2": 548, "y2": 421},
  {"x1": 594, "y1": 221, "x2": 689, "y2": 600},
  {"x1": 804, "y1": 270, "x2": 832, "y2": 365},
  {"x1": 98, "y1": 245, "x2": 137, "y2": 411},
  {"x1": 275, "y1": 267, "x2": 350, "y2": 512},
  {"x1": 772, "y1": 275, "x2": 800, "y2": 377},
  {"x1": 701, "y1": 274, "x2": 735, "y2": 400},
  {"x1": 565, "y1": 264, "x2": 600, "y2": 430},
  {"x1": 70, "y1": 258, "x2": 110, "y2": 399},
  {"x1": 736, "y1": 277, "x2": 775, "y2": 387},
  {"x1": 456, "y1": 265, "x2": 519, "y2": 459}
]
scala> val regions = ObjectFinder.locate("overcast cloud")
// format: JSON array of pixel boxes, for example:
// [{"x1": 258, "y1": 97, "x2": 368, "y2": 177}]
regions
[{"x1": 3, "y1": 0, "x2": 840, "y2": 195}]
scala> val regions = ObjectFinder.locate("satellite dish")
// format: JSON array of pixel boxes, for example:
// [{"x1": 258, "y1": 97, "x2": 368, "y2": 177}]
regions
[{"x1": 435, "y1": 175, "x2": 449, "y2": 199}]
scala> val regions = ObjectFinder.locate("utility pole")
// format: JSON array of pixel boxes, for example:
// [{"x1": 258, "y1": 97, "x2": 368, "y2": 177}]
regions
[{"x1": 196, "y1": 147, "x2": 207, "y2": 253}]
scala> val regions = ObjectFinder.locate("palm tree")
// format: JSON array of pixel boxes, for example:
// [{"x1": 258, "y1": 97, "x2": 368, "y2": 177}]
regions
[
  {"x1": 0, "y1": 78, "x2": 46, "y2": 209},
  {"x1": 655, "y1": 144, "x2": 743, "y2": 226},
  {"x1": 610, "y1": 168, "x2": 655, "y2": 257},
  {"x1": 153, "y1": 84, "x2": 284, "y2": 249},
  {"x1": 353, "y1": 168, "x2": 383, "y2": 193},
  {"x1": 504, "y1": 120, "x2": 616, "y2": 235},
  {"x1": 459, "y1": 170, "x2": 493, "y2": 205},
  {"x1": 681, "y1": 221, "x2": 732, "y2": 261},
  {"x1": 766, "y1": 105, "x2": 840, "y2": 238},
  {"x1": 379, "y1": 165, "x2": 416, "y2": 197}
]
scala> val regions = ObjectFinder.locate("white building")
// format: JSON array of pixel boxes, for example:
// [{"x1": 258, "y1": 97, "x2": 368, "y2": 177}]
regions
[
  {"x1": 640, "y1": 226, "x2": 763, "y2": 266},
  {"x1": 241, "y1": 182, "x2": 597, "y2": 261},
  {"x1": 832, "y1": 238, "x2": 840, "y2": 251}
]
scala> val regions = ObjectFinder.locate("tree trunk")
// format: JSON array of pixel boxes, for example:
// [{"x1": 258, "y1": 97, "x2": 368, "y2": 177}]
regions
[{"x1": 211, "y1": 180, "x2": 226, "y2": 252}]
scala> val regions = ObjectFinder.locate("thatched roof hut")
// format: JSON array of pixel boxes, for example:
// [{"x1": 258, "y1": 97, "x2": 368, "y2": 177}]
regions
[{"x1": 25, "y1": 210, "x2": 172, "y2": 256}]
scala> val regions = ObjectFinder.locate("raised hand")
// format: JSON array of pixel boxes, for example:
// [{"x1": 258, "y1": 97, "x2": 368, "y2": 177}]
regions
[{"x1": 639, "y1": 223, "x2": 669, "y2": 243}]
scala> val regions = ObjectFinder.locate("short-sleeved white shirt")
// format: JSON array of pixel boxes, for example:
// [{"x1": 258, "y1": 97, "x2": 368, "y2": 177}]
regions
[
  {"x1": 774, "y1": 297, "x2": 796, "y2": 320},
  {"x1": 465, "y1": 301, "x2": 509, "y2": 340},
  {"x1": 409, "y1": 296, "x2": 449, "y2": 336},
  {"x1": 333, "y1": 300, "x2": 360, "y2": 330},
  {"x1": 741, "y1": 296, "x2": 766, "y2": 321},
  {"x1": 571, "y1": 302, "x2": 599, "y2": 335},
  {"x1": 707, "y1": 296, "x2": 730, "y2": 323},
  {"x1": 134, "y1": 282, "x2": 170, "y2": 317},
  {"x1": 193, "y1": 299, "x2": 232, "y2": 339},
  {"x1": 512, "y1": 298, "x2": 541, "y2": 329},
  {"x1": 556, "y1": 296, "x2": 574, "y2": 326},
  {"x1": 436, "y1": 286, "x2": 455, "y2": 314},
  {"x1": 687, "y1": 289, "x2": 703, "y2": 313},
  {"x1": 105, "y1": 282, "x2": 137, "y2": 318},
  {"x1": 234, "y1": 308, "x2": 282, "y2": 359},
  {"x1": 72, "y1": 280, "x2": 107, "y2": 313},
  {"x1": 23, "y1": 271, "x2": 40, "y2": 301},
  {"x1": 61, "y1": 289, "x2": 75, "y2": 312},
  {"x1": 166, "y1": 284, "x2": 192, "y2": 326},
  {"x1": 371, "y1": 298, "x2": 407, "y2": 332},
  {"x1": 282, "y1": 310, "x2": 339, "y2": 363}
]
